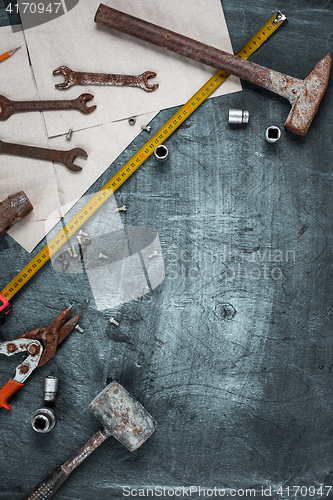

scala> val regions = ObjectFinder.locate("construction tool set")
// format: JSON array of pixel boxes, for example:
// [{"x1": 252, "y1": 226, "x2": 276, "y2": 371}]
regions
[{"x1": 0, "y1": 3, "x2": 331, "y2": 498}]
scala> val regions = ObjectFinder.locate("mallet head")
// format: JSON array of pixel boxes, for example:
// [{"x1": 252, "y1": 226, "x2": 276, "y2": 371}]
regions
[{"x1": 89, "y1": 381, "x2": 156, "y2": 451}]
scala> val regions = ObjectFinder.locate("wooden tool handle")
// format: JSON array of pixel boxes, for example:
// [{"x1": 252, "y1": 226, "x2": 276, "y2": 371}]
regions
[
  {"x1": 23, "y1": 429, "x2": 109, "y2": 499},
  {"x1": 23, "y1": 468, "x2": 69, "y2": 500}
]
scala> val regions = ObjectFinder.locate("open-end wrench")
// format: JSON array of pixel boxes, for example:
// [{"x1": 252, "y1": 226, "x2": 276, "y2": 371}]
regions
[
  {"x1": 0, "y1": 139, "x2": 87, "y2": 172},
  {"x1": 53, "y1": 65, "x2": 158, "y2": 92},
  {"x1": 0, "y1": 93, "x2": 96, "y2": 121}
]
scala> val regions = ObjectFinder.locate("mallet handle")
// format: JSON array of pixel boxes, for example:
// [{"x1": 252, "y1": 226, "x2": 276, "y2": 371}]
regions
[{"x1": 24, "y1": 429, "x2": 109, "y2": 500}]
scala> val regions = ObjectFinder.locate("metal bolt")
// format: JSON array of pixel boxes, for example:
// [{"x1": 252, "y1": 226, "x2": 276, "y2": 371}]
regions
[
  {"x1": 57, "y1": 253, "x2": 65, "y2": 262},
  {"x1": 62, "y1": 259, "x2": 69, "y2": 271},
  {"x1": 79, "y1": 230, "x2": 88, "y2": 237},
  {"x1": 154, "y1": 144, "x2": 169, "y2": 161},
  {"x1": 7, "y1": 343, "x2": 17, "y2": 353},
  {"x1": 75, "y1": 324, "x2": 84, "y2": 333},
  {"x1": 77, "y1": 235, "x2": 83, "y2": 244},
  {"x1": 116, "y1": 205, "x2": 127, "y2": 212},
  {"x1": 28, "y1": 343, "x2": 40, "y2": 355},
  {"x1": 128, "y1": 117, "x2": 136, "y2": 126},
  {"x1": 19, "y1": 365, "x2": 29, "y2": 375},
  {"x1": 265, "y1": 126, "x2": 281, "y2": 143},
  {"x1": 66, "y1": 128, "x2": 73, "y2": 141},
  {"x1": 141, "y1": 125, "x2": 151, "y2": 132},
  {"x1": 109, "y1": 317, "x2": 119, "y2": 326},
  {"x1": 149, "y1": 250, "x2": 158, "y2": 259},
  {"x1": 99, "y1": 253, "x2": 109, "y2": 260},
  {"x1": 66, "y1": 247, "x2": 73, "y2": 258},
  {"x1": 71, "y1": 245, "x2": 77, "y2": 258}
]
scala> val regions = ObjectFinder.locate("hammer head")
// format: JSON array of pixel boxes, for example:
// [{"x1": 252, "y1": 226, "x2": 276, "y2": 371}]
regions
[
  {"x1": 285, "y1": 53, "x2": 331, "y2": 136},
  {"x1": 89, "y1": 381, "x2": 156, "y2": 451}
]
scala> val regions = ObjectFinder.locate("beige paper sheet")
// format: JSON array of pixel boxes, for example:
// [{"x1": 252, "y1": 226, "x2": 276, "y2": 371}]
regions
[{"x1": 21, "y1": 0, "x2": 241, "y2": 138}]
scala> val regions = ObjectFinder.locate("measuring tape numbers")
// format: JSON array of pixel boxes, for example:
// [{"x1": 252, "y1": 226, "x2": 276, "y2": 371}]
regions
[{"x1": 0, "y1": 10, "x2": 286, "y2": 314}]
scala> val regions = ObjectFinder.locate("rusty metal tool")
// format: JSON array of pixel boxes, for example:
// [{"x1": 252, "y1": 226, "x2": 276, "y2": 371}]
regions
[
  {"x1": 0, "y1": 307, "x2": 79, "y2": 410},
  {"x1": 0, "y1": 139, "x2": 87, "y2": 171},
  {"x1": 53, "y1": 65, "x2": 158, "y2": 91},
  {"x1": 95, "y1": 4, "x2": 331, "y2": 136},
  {"x1": 0, "y1": 93, "x2": 96, "y2": 121},
  {"x1": 0, "y1": 191, "x2": 33, "y2": 236},
  {"x1": 24, "y1": 381, "x2": 156, "y2": 500}
]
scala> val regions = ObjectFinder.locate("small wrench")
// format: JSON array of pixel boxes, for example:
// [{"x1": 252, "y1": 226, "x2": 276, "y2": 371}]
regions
[
  {"x1": 0, "y1": 93, "x2": 96, "y2": 121},
  {"x1": 53, "y1": 66, "x2": 158, "y2": 92},
  {"x1": 0, "y1": 139, "x2": 87, "y2": 172}
]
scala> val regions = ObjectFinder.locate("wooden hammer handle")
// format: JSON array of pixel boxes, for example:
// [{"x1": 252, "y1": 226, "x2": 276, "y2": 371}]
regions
[{"x1": 24, "y1": 429, "x2": 109, "y2": 500}]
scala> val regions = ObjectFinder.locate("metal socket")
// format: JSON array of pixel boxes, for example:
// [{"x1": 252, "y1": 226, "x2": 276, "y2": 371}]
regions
[
  {"x1": 265, "y1": 126, "x2": 281, "y2": 143},
  {"x1": 228, "y1": 108, "x2": 249, "y2": 124},
  {"x1": 43, "y1": 375, "x2": 59, "y2": 402},
  {"x1": 154, "y1": 144, "x2": 169, "y2": 161},
  {"x1": 31, "y1": 407, "x2": 56, "y2": 433}
]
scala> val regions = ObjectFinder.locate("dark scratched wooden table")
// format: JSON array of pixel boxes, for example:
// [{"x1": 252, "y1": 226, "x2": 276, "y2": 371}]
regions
[{"x1": 0, "y1": 0, "x2": 333, "y2": 498}]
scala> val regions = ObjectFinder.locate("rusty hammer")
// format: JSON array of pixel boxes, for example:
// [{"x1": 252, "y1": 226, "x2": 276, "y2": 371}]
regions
[
  {"x1": 95, "y1": 5, "x2": 331, "y2": 136},
  {"x1": 24, "y1": 381, "x2": 156, "y2": 500},
  {"x1": 0, "y1": 191, "x2": 33, "y2": 236}
]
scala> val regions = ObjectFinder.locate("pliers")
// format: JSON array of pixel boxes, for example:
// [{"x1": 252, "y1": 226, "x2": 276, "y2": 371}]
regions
[{"x1": 0, "y1": 307, "x2": 79, "y2": 410}]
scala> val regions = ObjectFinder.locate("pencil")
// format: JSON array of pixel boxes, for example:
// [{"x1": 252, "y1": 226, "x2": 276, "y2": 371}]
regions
[{"x1": 0, "y1": 46, "x2": 21, "y2": 63}]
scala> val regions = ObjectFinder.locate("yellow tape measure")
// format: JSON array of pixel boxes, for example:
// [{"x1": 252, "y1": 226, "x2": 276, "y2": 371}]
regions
[{"x1": 0, "y1": 10, "x2": 286, "y2": 305}]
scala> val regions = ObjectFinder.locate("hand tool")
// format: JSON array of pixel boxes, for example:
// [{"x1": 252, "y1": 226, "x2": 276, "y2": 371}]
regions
[
  {"x1": 24, "y1": 381, "x2": 156, "y2": 500},
  {"x1": 95, "y1": 4, "x2": 331, "y2": 136},
  {"x1": 0, "y1": 11, "x2": 285, "y2": 319},
  {"x1": 0, "y1": 93, "x2": 96, "y2": 121},
  {"x1": 53, "y1": 65, "x2": 158, "y2": 91},
  {"x1": 0, "y1": 191, "x2": 33, "y2": 236},
  {"x1": 0, "y1": 46, "x2": 20, "y2": 63},
  {"x1": 31, "y1": 376, "x2": 59, "y2": 433},
  {"x1": 0, "y1": 139, "x2": 88, "y2": 171},
  {"x1": 0, "y1": 307, "x2": 79, "y2": 410}
]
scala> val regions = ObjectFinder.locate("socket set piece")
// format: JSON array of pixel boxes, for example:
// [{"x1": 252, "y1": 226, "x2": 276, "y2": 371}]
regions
[
  {"x1": 265, "y1": 126, "x2": 281, "y2": 143},
  {"x1": 31, "y1": 376, "x2": 59, "y2": 433},
  {"x1": 154, "y1": 144, "x2": 169, "y2": 161},
  {"x1": 228, "y1": 108, "x2": 249, "y2": 124}
]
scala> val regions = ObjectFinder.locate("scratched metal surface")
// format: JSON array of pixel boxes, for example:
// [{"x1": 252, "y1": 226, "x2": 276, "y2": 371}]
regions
[{"x1": 0, "y1": 0, "x2": 333, "y2": 499}]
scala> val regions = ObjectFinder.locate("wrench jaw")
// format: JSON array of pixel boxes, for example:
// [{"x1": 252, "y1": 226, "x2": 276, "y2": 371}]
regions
[
  {"x1": 139, "y1": 71, "x2": 159, "y2": 92},
  {"x1": 76, "y1": 94, "x2": 97, "y2": 114},
  {"x1": 53, "y1": 65, "x2": 76, "y2": 90},
  {"x1": 64, "y1": 147, "x2": 88, "y2": 172},
  {"x1": 0, "y1": 95, "x2": 13, "y2": 121}
]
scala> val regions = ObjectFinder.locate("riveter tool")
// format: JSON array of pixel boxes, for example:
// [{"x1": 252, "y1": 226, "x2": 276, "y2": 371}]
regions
[
  {"x1": 95, "y1": 4, "x2": 331, "y2": 136},
  {"x1": 0, "y1": 307, "x2": 79, "y2": 410},
  {"x1": 24, "y1": 381, "x2": 156, "y2": 499}
]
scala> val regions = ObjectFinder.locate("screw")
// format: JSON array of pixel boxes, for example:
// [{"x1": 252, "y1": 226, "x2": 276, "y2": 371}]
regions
[
  {"x1": 62, "y1": 259, "x2": 69, "y2": 271},
  {"x1": 75, "y1": 324, "x2": 84, "y2": 333},
  {"x1": 19, "y1": 365, "x2": 29, "y2": 375},
  {"x1": 109, "y1": 317, "x2": 119, "y2": 326},
  {"x1": 116, "y1": 205, "x2": 127, "y2": 212},
  {"x1": 71, "y1": 245, "x2": 77, "y2": 258},
  {"x1": 57, "y1": 253, "x2": 65, "y2": 262},
  {"x1": 141, "y1": 125, "x2": 151, "y2": 132},
  {"x1": 66, "y1": 128, "x2": 73, "y2": 141},
  {"x1": 66, "y1": 247, "x2": 73, "y2": 258},
  {"x1": 77, "y1": 235, "x2": 83, "y2": 244},
  {"x1": 99, "y1": 253, "x2": 109, "y2": 260},
  {"x1": 149, "y1": 250, "x2": 158, "y2": 258},
  {"x1": 79, "y1": 230, "x2": 88, "y2": 237},
  {"x1": 128, "y1": 117, "x2": 136, "y2": 126}
]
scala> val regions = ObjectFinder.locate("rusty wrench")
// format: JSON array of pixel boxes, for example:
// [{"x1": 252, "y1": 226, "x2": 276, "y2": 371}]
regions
[
  {"x1": 0, "y1": 93, "x2": 96, "y2": 121},
  {"x1": 53, "y1": 65, "x2": 158, "y2": 92},
  {"x1": 0, "y1": 139, "x2": 87, "y2": 172}
]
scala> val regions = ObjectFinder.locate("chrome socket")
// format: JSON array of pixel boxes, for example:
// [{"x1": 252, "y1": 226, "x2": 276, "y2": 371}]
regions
[{"x1": 31, "y1": 407, "x2": 56, "y2": 433}]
